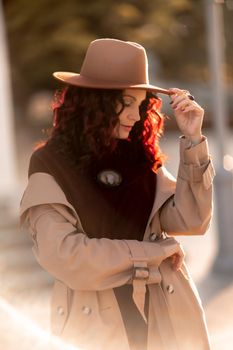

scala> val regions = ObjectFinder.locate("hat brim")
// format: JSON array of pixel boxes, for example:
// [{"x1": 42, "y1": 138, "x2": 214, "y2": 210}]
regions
[{"x1": 53, "y1": 72, "x2": 172, "y2": 96}]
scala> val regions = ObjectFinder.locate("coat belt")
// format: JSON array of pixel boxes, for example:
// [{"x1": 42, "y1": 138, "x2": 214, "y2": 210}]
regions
[{"x1": 125, "y1": 241, "x2": 151, "y2": 322}]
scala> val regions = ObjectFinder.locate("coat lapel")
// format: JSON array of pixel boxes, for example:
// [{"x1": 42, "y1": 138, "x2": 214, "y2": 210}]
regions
[
  {"x1": 21, "y1": 168, "x2": 176, "y2": 240},
  {"x1": 144, "y1": 166, "x2": 176, "y2": 237}
]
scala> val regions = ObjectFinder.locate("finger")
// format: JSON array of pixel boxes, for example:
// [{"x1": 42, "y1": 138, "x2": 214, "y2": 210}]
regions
[
  {"x1": 170, "y1": 91, "x2": 195, "y2": 106},
  {"x1": 172, "y1": 247, "x2": 185, "y2": 271},
  {"x1": 181, "y1": 103, "x2": 203, "y2": 114},
  {"x1": 171, "y1": 254, "x2": 180, "y2": 271},
  {"x1": 169, "y1": 88, "x2": 196, "y2": 107},
  {"x1": 175, "y1": 254, "x2": 184, "y2": 271},
  {"x1": 173, "y1": 256, "x2": 183, "y2": 271},
  {"x1": 170, "y1": 94, "x2": 188, "y2": 105},
  {"x1": 172, "y1": 99, "x2": 195, "y2": 112},
  {"x1": 169, "y1": 88, "x2": 190, "y2": 96},
  {"x1": 181, "y1": 105, "x2": 199, "y2": 113},
  {"x1": 182, "y1": 103, "x2": 203, "y2": 113},
  {"x1": 171, "y1": 255, "x2": 178, "y2": 270}
]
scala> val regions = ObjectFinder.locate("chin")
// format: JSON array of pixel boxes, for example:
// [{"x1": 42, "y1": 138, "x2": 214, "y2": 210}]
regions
[{"x1": 117, "y1": 132, "x2": 129, "y2": 139}]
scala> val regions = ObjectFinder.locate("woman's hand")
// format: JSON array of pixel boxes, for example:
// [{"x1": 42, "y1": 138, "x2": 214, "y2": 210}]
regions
[
  {"x1": 153, "y1": 236, "x2": 185, "y2": 271},
  {"x1": 169, "y1": 243, "x2": 185, "y2": 271},
  {"x1": 169, "y1": 88, "x2": 204, "y2": 145}
]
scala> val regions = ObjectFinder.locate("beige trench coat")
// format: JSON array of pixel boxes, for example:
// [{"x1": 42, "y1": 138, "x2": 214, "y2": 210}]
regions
[{"x1": 20, "y1": 137, "x2": 215, "y2": 350}]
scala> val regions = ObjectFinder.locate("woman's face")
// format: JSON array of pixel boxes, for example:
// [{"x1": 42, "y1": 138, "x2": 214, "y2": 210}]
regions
[{"x1": 114, "y1": 89, "x2": 146, "y2": 139}]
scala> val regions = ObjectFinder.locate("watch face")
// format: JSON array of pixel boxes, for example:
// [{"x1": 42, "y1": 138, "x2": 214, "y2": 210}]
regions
[{"x1": 97, "y1": 169, "x2": 122, "y2": 187}]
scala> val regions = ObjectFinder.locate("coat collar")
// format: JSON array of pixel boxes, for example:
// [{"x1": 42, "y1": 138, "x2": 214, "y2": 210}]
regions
[{"x1": 144, "y1": 166, "x2": 176, "y2": 235}]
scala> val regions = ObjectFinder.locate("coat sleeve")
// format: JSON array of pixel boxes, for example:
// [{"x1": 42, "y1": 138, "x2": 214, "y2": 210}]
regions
[
  {"x1": 159, "y1": 136, "x2": 215, "y2": 236},
  {"x1": 21, "y1": 200, "x2": 181, "y2": 291}
]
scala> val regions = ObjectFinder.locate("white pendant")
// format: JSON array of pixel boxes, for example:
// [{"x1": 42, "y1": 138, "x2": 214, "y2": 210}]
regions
[{"x1": 97, "y1": 169, "x2": 122, "y2": 187}]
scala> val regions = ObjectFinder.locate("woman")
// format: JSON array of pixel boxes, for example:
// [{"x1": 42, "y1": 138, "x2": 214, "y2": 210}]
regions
[{"x1": 20, "y1": 38, "x2": 214, "y2": 350}]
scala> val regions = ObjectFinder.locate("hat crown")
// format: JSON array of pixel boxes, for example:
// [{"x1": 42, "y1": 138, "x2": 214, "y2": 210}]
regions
[
  {"x1": 53, "y1": 38, "x2": 170, "y2": 95},
  {"x1": 80, "y1": 38, "x2": 149, "y2": 85}
]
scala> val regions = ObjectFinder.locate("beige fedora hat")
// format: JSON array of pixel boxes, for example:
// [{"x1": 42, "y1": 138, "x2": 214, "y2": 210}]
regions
[{"x1": 53, "y1": 38, "x2": 171, "y2": 95}]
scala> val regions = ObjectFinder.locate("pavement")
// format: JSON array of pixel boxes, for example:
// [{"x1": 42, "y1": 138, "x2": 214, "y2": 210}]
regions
[{"x1": 0, "y1": 127, "x2": 233, "y2": 349}]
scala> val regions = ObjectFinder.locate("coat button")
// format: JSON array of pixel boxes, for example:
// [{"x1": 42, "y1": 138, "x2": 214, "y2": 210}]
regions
[
  {"x1": 166, "y1": 284, "x2": 174, "y2": 294},
  {"x1": 149, "y1": 233, "x2": 157, "y2": 241},
  {"x1": 57, "y1": 306, "x2": 65, "y2": 316},
  {"x1": 82, "y1": 306, "x2": 92, "y2": 315}
]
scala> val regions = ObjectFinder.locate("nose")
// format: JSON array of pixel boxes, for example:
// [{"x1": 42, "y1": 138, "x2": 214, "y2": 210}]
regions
[{"x1": 128, "y1": 107, "x2": 141, "y2": 122}]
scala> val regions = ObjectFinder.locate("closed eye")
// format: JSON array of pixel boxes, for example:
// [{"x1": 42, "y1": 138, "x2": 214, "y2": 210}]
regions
[
  {"x1": 122, "y1": 94, "x2": 145, "y2": 108},
  {"x1": 123, "y1": 102, "x2": 132, "y2": 107},
  {"x1": 123, "y1": 98, "x2": 133, "y2": 107}
]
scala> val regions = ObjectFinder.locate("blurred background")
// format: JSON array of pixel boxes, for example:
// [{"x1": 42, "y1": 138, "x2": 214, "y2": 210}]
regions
[{"x1": 0, "y1": 0, "x2": 233, "y2": 349}]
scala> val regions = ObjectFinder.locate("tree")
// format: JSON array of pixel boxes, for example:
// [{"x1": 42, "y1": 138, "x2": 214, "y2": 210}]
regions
[{"x1": 3, "y1": 0, "x2": 233, "y2": 112}]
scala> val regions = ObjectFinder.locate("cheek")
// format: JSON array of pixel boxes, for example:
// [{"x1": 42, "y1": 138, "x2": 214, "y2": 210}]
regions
[{"x1": 118, "y1": 110, "x2": 127, "y2": 124}]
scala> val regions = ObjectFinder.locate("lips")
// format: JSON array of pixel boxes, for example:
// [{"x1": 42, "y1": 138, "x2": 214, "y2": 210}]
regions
[{"x1": 120, "y1": 124, "x2": 133, "y2": 131}]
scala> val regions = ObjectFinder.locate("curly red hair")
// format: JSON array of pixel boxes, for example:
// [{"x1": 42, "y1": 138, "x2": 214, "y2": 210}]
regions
[{"x1": 40, "y1": 85, "x2": 165, "y2": 171}]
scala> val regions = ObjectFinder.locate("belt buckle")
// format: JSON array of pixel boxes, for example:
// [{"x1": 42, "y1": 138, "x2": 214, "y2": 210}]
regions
[{"x1": 133, "y1": 266, "x2": 149, "y2": 281}]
